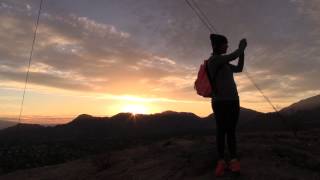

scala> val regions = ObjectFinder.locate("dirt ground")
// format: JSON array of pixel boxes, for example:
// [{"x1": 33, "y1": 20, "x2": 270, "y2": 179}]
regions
[{"x1": 1, "y1": 129, "x2": 320, "y2": 180}]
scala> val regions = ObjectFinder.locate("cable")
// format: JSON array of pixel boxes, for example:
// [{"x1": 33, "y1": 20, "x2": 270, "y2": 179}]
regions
[
  {"x1": 243, "y1": 68, "x2": 298, "y2": 136},
  {"x1": 243, "y1": 68, "x2": 278, "y2": 114},
  {"x1": 190, "y1": 0, "x2": 218, "y2": 33},
  {"x1": 185, "y1": 0, "x2": 214, "y2": 33},
  {"x1": 18, "y1": 0, "x2": 44, "y2": 125}
]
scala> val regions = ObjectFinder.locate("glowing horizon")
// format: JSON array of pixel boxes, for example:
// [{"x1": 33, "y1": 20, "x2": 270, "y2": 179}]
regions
[{"x1": 1, "y1": 88, "x2": 313, "y2": 125}]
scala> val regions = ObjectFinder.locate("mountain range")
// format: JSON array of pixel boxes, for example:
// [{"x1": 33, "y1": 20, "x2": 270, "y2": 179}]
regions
[
  {"x1": 1, "y1": 94, "x2": 320, "y2": 138},
  {"x1": 0, "y1": 94, "x2": 319, "y2": 174}
]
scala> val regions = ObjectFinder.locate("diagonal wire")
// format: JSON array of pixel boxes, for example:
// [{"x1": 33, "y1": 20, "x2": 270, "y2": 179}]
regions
[
  {"x1": 243, "y1": 69, "x2": 279, "y2": 114},
  {"x1": 185, "y1": 0, "x2": 214, "y2": 33},
  {"x1": 190, "y1": 0, "x2": 218, "y2": 33},
  {"x1": 243, "y1": 68, "x2": 295, "y2": 136},
  {"x1": 18, "y1": 0, "x2": 44, "y2": 125}
]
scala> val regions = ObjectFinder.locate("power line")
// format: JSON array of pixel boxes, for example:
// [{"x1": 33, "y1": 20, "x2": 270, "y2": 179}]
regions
[
  {"x1": 185, "y1": 0, "x2": 214, "y2": 33},
  {"x1": 190, "y1": 0, "x2": 218, "y2": 33},
  {"x1": 243, "y1": 68, "x2": 295, "y2": 136},
  {"x1": 18, "y1": 0, "x2": 44, "y2": 124}
]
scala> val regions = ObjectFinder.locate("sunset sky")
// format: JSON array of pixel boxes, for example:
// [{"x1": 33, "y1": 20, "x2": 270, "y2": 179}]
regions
[{"x1": 1, "y1": 0, "x2": 319, "y2": 124}]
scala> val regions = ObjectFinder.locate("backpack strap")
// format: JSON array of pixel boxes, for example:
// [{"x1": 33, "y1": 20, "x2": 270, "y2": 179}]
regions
[
  {"x1": 205, "y1": 57, "x2": 221, "y2": 96},
  {"x1": 205, "y1": 60, "x2": 214, "y2": 86}
]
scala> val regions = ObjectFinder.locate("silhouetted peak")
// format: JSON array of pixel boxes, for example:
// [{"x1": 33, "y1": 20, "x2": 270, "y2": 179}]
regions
[
  {"x1": 68, "y1": 114, "x2": 98, "y2": 125},
  {"x1": 281, "y1": 94, "x2": 320, "y2": 113},
  {"x1": 158, "y1": 111, "x2": 198, "y2": 117},
  {"x1": 203, "y1": 107, "x2": 262, "y2": 121},
  {"x1": 76, "y1": 114, "x2": 93, "y2": 119},
  {"x1": 240, "y1": 107, "x2": 261, "y2": 114},
  {"x1": 160, "y1": 110, "x2": 179, "y2": 115},
  {"x1": 17, "y1": 123, "x2": 43, "y2": 128},
  {"x1": 3, "y1": 123, "x2": 44, "y2": 131},
  {"x1": 111, "y1": 112, "x2": 135, "y2": 121},
  {"x1": 0, "y1": 120, "x2": 17, "y2": 130}
]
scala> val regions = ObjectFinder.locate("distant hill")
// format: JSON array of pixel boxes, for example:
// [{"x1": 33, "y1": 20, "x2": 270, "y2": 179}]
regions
[
  {"x1": 238, "y1": 94, "x2": 320, "y2": 132},
  {"x1": 280, "y1": 95, "x2": 320, "y2": 131},
  {"x1": 280, "y1": 94, "x2": 320, "y2": 113},
  {"x1": 0, "y1": 120, "x2": 16, "y2": 130}
]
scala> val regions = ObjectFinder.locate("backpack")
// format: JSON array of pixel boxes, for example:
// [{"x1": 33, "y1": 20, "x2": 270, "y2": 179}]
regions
[{"x1": 194, "y1": 59, "x2": 215, "y2": 98}]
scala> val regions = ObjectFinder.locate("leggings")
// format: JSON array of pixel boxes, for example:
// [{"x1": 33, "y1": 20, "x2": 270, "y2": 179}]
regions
[{"x1": 211, "y1": 99, "x2": 240, "y2": 159}]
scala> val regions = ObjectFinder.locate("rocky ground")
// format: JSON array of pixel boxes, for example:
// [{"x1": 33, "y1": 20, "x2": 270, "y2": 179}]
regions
[{"x1": 1, "y1": 129, "x2": 320, "y2": 180}]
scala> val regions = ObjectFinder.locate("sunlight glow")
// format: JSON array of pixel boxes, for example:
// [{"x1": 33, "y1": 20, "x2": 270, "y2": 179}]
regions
[{"x1": 121, "y1": 104, "x2": 148, "y2": 115}]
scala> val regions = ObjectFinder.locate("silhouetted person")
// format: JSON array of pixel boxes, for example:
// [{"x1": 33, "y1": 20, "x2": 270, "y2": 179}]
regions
[{"x1": 207, "y1": 34, "x2": 247, "y2": 177}]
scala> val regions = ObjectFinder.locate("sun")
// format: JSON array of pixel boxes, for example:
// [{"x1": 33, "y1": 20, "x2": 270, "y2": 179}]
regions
[{"x1": 121, "y1": 104, "x2": 148, "y2": 115}]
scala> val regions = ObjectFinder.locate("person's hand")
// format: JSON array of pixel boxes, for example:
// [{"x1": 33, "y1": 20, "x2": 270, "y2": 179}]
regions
[{"x1": 239, "y1": 38, "x2": 247, "y2": 50}]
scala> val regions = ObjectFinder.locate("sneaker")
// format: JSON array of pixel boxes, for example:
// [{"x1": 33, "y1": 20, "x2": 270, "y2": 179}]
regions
[
  {"x1": 215, "y1": 159, "x2": 227, "y2": 177},
  {"x1": 229, "y1": 158, "x2": 240, "y2": 174}
]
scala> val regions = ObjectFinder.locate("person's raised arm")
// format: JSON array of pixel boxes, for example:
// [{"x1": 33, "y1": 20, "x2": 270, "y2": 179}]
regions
[
  {"x1": 215, "y1": 39, "x2": 247, "y2": 65},
  {"x1": 229, "y1": 52, "x2": 244, "y2": 73}
]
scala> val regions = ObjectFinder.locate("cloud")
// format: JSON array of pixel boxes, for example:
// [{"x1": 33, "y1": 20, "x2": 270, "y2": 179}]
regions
[
  {"x1": 104, "y1": 0, "x2": 320, "y2": 101},
  {"x1": 0, "y1": 0, "x2": 319, "y2": 112},
  {"x1": 291, "y1": 0, "x2": 320, "y2": 22},
  {"x1": 0, "y1": 1, "x2": 196, "y2": 98}
]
